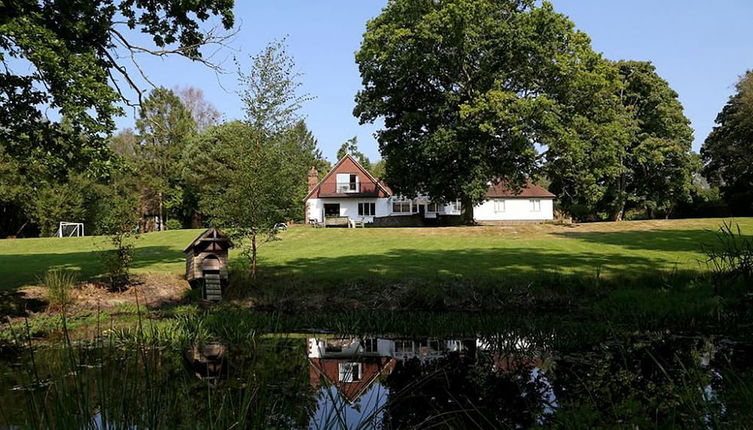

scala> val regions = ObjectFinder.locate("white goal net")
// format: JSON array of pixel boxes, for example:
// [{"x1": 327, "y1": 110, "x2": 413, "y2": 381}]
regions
[{"x1": 56, "y1": 222, "x2": 85, "y2": 238}]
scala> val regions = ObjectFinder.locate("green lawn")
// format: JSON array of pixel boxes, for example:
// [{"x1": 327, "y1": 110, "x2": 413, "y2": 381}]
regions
[{"x1": 0, "y1": 218, "x2": 751, "y2": 290}]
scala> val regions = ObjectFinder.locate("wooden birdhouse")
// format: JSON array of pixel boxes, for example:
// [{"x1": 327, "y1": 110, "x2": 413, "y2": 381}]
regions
[{"x1": 184, "y1": 227, "x2": 233, "y2": 302}]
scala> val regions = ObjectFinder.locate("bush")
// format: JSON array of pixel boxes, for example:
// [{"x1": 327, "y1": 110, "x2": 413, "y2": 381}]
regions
[
  {"x1": 165, "y1": 219, "x2": 182, "y2": 230},
  {"x1": 43, "y1": 270, "x2": 76, "y2": 310}
]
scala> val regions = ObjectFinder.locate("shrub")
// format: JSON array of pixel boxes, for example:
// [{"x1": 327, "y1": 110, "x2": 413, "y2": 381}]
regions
[
  {"x1": 165, "y1": 219, "x2": 182, "y2": 230},
  {"x1": 43, "y1": 270, "x2": 76, "y2": 310}
]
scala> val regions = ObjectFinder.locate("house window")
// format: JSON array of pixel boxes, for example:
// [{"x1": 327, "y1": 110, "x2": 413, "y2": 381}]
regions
[
  {"x1": 392, "y1": 200, "x2": 411, "y2": 213},
  {"x1": 427, "y1": 202, "x2": 439, "y2": 212},
  {"x1": 358, "y1": 202, "x2": 376, "y2": 216},
  {"x1": 530, "y1": 199, "x2": 541, "y2": 212},
  {"x1": 338, "y1": 362, "x2": 362, "y2": 382},
  {"x1": 336, "y1": 173, "x2": 359, "y2": 193},
  {"x1": 395, "y1": 340, "x2": 414, "y2": 354},
  {"x1": 494, "y1": 199, "x2": 506, "y2": 213},
  {"x1": 362, "y1": 338, "x2": 378, "y2": 353},
  {"x1": 450, "y1": 200, "x2": 461, "y2": 213},
  {"x1": 324, "y1": 204, "x2": 340, "y2": 217}
]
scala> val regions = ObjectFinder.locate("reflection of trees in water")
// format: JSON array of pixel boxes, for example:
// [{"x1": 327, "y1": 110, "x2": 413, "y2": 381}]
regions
[
  {"x1": 549, "y1": 334, "x2": 728, "y2": 427},
  {"x1": 382, "y1": 351, "x2": 549, "y2": 429}
]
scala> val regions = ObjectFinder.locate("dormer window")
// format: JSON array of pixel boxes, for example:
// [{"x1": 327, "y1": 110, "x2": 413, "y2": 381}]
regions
[{"x1": 336, "y1": 173, "x2": 359, "y2": 193}]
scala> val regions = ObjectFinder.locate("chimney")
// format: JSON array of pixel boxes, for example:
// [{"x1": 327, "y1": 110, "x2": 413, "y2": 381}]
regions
[{"x1": 308, "y1": 166, "x2": 319, "y2": 191}]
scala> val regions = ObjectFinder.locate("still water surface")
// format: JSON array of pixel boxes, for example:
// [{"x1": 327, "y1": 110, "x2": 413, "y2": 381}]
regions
[{"x1": 0, "y1": 327, "x2": 751, "y2": 428}]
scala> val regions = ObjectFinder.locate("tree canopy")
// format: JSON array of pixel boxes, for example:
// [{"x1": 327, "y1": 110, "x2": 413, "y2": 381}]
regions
[
  {"x1": 546, "y1": 60, "x2": 694, "y2": 220},
  {"x1": 355, "y1": 0, "x2": 696, "y2": 222},
  {"x1": 354, "y1": 0, "x2": 624, "y2": 221},
  {"x1": 0, "y1": 0, "x2": 234, "y2": 237},
  {"x1": 701, "y1": 70, "x2": 753, "y2": 215},
  {"x1": 238, "y1": 38, "x2": 312, "y2": 137}
]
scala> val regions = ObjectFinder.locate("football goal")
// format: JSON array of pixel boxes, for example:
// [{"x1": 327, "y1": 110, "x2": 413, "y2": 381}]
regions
[{"x1": 56, "y1": 222, "x2": 85, "y2": 238}]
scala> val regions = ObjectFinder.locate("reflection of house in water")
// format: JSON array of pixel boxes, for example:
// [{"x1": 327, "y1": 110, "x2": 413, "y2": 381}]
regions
[
  {"x1": 307, "y1": 335, "x2": 558, "y2": 428},
  {"x1": 307, "y1": 337, "x2": 475, "y2": 403},
  {"x1": 308, "y1": 337, "x2": 396, "y2": 404}
]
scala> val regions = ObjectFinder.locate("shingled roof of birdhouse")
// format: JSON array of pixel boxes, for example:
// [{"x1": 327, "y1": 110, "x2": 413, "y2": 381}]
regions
[{"x1": 183, "y1": 227, "x2": 234, "y2": 253}]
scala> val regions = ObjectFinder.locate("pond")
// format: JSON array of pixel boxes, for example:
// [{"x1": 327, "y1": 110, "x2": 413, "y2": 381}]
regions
[{"x1": 0, "y1": 321, "x2": 751, "y2": 428}]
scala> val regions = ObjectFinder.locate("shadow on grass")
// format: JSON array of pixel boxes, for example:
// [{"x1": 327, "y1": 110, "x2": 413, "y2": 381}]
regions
[
  {"x1": 251, "y1": 246, "x2": 705, "y2": 289},
  {"x1": 553, "y1": 228, "x2": 753, "y2": 253},
  {"x1": 0, "y1": 246, "x2": 183, "y2": 290}
]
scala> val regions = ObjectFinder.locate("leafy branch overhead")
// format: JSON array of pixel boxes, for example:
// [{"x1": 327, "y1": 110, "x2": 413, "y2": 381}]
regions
[{"x1": 0, "y1": 0, "x2": 236, "y2": 181}]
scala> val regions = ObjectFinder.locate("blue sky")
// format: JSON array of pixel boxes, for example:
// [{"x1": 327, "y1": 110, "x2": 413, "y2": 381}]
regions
[{"x1": 115, "y1": 1, "x2": 753, "y2": 162}]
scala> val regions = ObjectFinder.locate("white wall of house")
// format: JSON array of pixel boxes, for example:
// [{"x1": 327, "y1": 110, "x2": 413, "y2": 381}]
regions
[
  {"x1": 473, "y1": 198, "x2": 554, "y2": 221},
  {"x1": 307, "y1": 197, "x2": 553, "y2": 223},
  {"x1": 306, "y1": 198, "x2": 392, "y2": 223}
]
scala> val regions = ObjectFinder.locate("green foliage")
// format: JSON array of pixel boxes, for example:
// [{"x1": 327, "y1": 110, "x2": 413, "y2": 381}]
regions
[
  {"x1": 0, "y1": 0, "x2": 234, "y2": 177},
  {"x1": 546, "y1": 61, "x2": 694, "y2": 221},
  {"x1": 702, "y1": 70, "x2": 753, "y2": 216},
  {"x1": 184, "y1": 122, "x2": 299, "y2": 276},
  {"x1": 165, "y1": 219, "x2": 182, "y2": 230},
  {"x1": 370, "y1": 159, "x2": 387, "y2": 179},
  {"x1": 355, "y1": 1, "x2": 695, "y2": 222},
  {"x1": 0, "y1": 0, "x2": 235, "y2": 237},
  {"x1": 42, "y1": 270, "x2": 76, "y2": 311},
  {"x1": 238, "y1": 38, "x2": 312, "y2": 136},
  {"x1": 276, "y1": 121, "x2": 329, "y2": 221},
  {"x1": 354, "y1": 0, "x2": 626, "y2": 222},
  {"x1": 96, "y1": 178, "x2": 141, "y2": 290},
  {"x1": 136, "y1": 87, "x2": 198, "y2": 229}
]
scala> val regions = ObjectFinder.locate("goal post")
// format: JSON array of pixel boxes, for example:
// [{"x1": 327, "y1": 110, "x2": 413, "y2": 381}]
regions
[{"x1": 56, "y1": 222, "x2": 85, "y2": 238}]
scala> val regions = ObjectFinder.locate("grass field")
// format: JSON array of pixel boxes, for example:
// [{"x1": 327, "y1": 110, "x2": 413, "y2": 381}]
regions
[{"x1": 0, "y1": 218, "x2": 751, "y2": 290}]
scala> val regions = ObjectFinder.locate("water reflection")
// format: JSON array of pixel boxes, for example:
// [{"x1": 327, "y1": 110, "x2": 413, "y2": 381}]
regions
[
  {"x1": 306, "y1": 335, "x2": 555, "y2": 428},
  {"x1": 0, "y1": 329, "x2": 750, "y2": 428}
]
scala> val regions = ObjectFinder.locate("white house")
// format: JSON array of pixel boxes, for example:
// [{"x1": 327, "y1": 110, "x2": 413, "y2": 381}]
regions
[{"x1": 303, "y1": 154, "x2": 555, "y2": 225}]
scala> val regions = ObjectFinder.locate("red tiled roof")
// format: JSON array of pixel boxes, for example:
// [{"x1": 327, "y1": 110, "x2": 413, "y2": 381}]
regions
[{"x1": 486, "y1": 180, "x2": 555, "y2": 198}]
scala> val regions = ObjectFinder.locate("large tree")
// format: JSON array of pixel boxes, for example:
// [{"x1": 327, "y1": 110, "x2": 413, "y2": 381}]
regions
[
  {"x1": 136, "y1": 87, "x2": 197, "y2": 229},
  {"x1": 701, "y1": 71, "x2": 753, "y2": 215},
  {"x1": 546, "y1": 60, "x2": 694, "y2": 220},
  {"x1": 236, "y1": 40, "x2": 325, "y2": 221},
  {"x1": 354, "y1": 0, "x2": 624, "y2": 222}
]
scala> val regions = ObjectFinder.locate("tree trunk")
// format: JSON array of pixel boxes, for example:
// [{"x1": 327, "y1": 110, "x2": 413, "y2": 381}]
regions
[
  {"x1": 460, "y1": 197, "x2": 475, "y2": 225},
  {"x1": 251, "y1": 232, "x2": 257, "y2": 279},
  {"x1": 611, "y1": 201, "x2": 625, "y2": 221}
]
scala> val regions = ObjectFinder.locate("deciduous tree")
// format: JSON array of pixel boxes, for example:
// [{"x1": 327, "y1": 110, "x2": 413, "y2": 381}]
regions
[
  {"x1": 547, "y1": 61, "x2": 695, "y2": 220},
  {"x1": 238, "y1": 38, "x2": 312, "y2": 137},
  {"x1": 184, "y1": 122, "x2": 294, "y2": 278},
  {"x1": 354, "y1": 0, "x2": 623, "y2": 223},
  {"x1": 176, "y1": 86, "x2": 222, "y2": 131},
  {"x1": 701, "y1": 71, "x2": 753, "y2": 215}
]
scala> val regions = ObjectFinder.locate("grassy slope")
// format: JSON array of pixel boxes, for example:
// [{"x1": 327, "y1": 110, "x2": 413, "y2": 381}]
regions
[{"x1": 0, "y1": 218, "x2": 751, "y2": 290}]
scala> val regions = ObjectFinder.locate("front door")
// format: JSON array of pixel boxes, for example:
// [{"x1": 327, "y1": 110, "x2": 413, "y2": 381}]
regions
[
  {"x1": 324, "y1": 204, "x2": 340, "y2": 217},
  {"x1": 418, "y1": 204, "x2": 426, "y2": 217}
]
